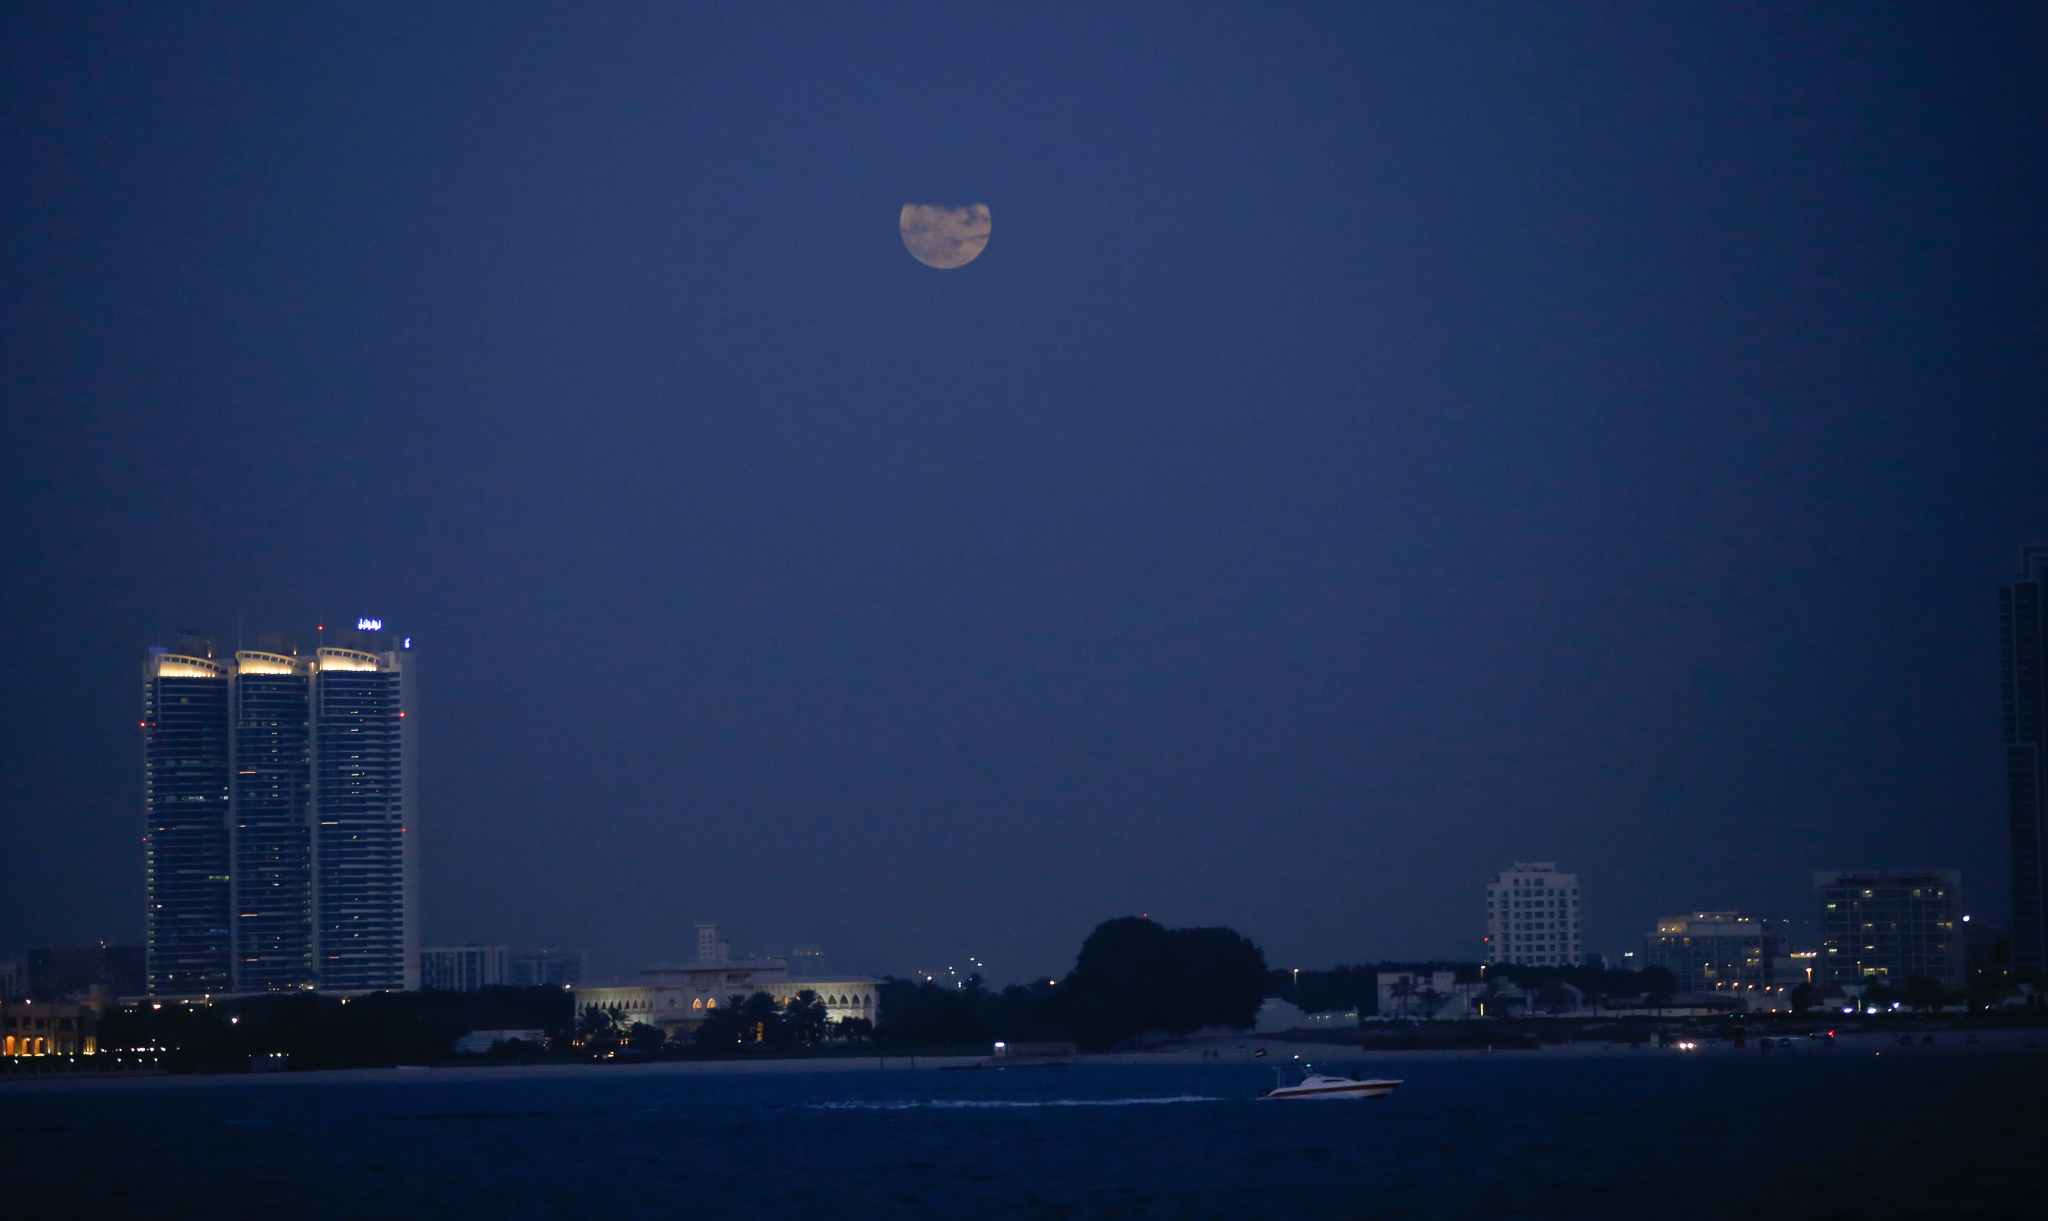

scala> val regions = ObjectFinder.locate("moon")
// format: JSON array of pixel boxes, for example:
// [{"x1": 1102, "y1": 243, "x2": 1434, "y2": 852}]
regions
[{"x1": 899, "y1": 203, "x2": 991, "y2": 269}]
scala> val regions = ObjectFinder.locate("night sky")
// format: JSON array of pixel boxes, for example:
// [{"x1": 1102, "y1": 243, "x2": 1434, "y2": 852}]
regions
[{"x1": 3, "y1": 3, "x2": 2043, "y2": 983}]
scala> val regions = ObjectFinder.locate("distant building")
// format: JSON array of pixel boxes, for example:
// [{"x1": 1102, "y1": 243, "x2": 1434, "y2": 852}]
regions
[
  {"x1": 510, "y1": 948, "x2": 584, "y2": 988},
  {"x1": 1484, "y1": 862, "x2": 1586, "y2": 966},
  {"x1": 26, "y1": 943, "x2": 145, "y2": 1001},
  {"x1": 1963, "y1": 919, "x2": 2009, "y2": 980},
  {"x1": 575, "y1": 924, "x2": 878, "y2": 1039},
  {"x1": 144, "y1": 642, "x2": 234, "y2": 995},
  {"x1": 1639, "y1": 913, "x2": 1780, "y2": 991},
  {"x1": 143, "y1": 624, "x2": 418, "y2": 997},
  {"x1": 0, "y1": 957, "x2": 21, "y2": 1001},
  {"x1": 1374, "y1": 970, "x2": 1591, "y2": 1020},
  {"x1": 1776, "y1": 949, "x2": 1820, "y2": 985},
  {"x1": 454, "y1": 1029, "x2": 545, "y2": 1053},
  {"x1": 2, "y1": 1000, "x2": 99, "y2": 1056},
  {"x1": 1816, "y1": 869, "x2": 1963, "y2": 990},
  {"x1": 2000, "y1": 546, "x2": 2047, "y2": 971},
  {"x1": 1253, "y1": 998, "x2": 1359, "y2": 1032},
  {"x1": 421, "y1": 946, "x2": 510, "y2": 992},
  {"x1": 1379, "y1": 970, "x2": 1482, "y2": 1019}
]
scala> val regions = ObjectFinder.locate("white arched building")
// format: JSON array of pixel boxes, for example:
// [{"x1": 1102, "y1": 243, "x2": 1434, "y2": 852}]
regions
[{"x1": 574, "y1": 925, "x2": 879, "y2": 1039}]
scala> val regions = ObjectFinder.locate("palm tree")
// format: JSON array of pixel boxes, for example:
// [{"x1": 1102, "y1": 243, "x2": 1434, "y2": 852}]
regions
[
  {"x1": 737, "y1": 991, "x2": 782, "y2": 1044},
  {"x1": 579, "y1": 1004, "x2": 623, "y2": 1045},
  {"x1": 786, "y1": 990, "x2": 830, "y2": 1044}
]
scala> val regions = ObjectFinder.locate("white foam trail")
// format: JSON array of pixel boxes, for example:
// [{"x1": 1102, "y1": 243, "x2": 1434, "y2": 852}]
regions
[{"x1": 806, "y1": 1096, "x2": 1224, "y2": 1111}]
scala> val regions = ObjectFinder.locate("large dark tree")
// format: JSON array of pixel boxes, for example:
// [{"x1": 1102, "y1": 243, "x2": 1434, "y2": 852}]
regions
[
  {"x1": 874, "y1": 976, "x2": 987, "y2": 1046},
  {"x1": 1060, "y1": 917, "x2": 1267, "y2": 1050}
]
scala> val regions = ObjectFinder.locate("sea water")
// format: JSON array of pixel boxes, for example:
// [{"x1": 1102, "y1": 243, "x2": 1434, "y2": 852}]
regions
[{"x1": 11, "y1": 1049, "x2": 2044, "y2": 1218}]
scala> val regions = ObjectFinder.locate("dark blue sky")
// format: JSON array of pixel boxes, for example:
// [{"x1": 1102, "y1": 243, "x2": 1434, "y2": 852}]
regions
[{"x1": 3, "y1": 3, "x2": 2043, "y2": 981}]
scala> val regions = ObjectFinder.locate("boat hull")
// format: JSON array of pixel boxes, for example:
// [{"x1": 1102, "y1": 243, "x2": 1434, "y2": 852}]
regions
[{"x1": 1262, "y1": 1077, "x2": 1402, "y2": 1101}]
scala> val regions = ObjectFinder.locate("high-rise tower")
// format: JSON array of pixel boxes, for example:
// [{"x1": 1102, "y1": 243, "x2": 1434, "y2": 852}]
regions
[
  {"x1": 142, "y1": 623, "x2": 418, "y2": 996},
  {"x1": 2002, "y1": 546, "x2": 2048, "y2": 972},
  {"x1": 143, "y1": 644, "x2": 233, "y2": 995},
  {"x1": 310, "y1": 639, "x2": 418, "y2": 992},
  {"x1": 230, "y1": 649, "x2": 315, "y2": 990}
]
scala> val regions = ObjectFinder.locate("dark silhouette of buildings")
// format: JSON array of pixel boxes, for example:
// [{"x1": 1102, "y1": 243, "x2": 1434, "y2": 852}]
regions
[
  {"x1": 26, "y1": 942, "x2": 144, "y2": 1001},
  {"x1": 2001, "y1": 546, "x2": 2047, "y2": 972}
]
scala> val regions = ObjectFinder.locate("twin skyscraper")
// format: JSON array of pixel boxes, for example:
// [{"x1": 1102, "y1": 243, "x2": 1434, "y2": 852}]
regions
[{"x1": 143, "y1": 621, "x2": 416, "y2": 997}]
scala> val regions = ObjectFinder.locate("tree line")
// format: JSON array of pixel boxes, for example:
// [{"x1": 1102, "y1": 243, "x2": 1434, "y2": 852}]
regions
[
  {"x1": 604, "y1": 917, "x2": 1270, "y2": 1055},
  {"x1": 862, "y1": 917, "x2": 1268, "y2": 1052},
  {"x1": 98, "y1": 985, "x2": 574, "y2": 1070}
]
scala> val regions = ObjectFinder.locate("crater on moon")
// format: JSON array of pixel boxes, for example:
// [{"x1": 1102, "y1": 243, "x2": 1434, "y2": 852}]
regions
[{"x1": 900, "y1": 203, "x2": 991, "y2": 269}]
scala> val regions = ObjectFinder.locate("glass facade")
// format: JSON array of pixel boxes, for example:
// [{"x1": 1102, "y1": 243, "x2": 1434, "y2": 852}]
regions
[
  {"x1": 510, "y1": 948, "x2": 584, "y2": 988},
  {"x1": 1640, "y1": 913, "x2": 1778, "y2": 990},
  {"x1": 421, "y1": 945, "x2": 509, "y2": 992},
  {"x1": 313, "y1": 657, "x2": 408, "y2": 992},
  {"x1": 231, "y1": 660, "x2": 315, "y2": 991},
  {"x1": 142, "y1": 633, "x2": 416, "y2": 997},
  {"x1": 2001, "y1": 547, "x2": 2047, "y2": 971},
  {"x1": 143, "y1": 656, "x2": 233, "y2": 996},
  {"x1": 1816, "y1": 870, "x2": 1962, "y2": 990}
]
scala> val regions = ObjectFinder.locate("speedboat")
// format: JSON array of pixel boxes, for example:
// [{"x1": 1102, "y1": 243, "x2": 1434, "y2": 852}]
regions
[{"x1": 1259, "y1": 1064, "x2": 1402, "y2": 1101}]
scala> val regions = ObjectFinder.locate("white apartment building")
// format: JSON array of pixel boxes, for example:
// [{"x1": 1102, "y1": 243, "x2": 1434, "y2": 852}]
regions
[{"x1": 1485, "y1": 861, "x2": 1585, "y2": 966}]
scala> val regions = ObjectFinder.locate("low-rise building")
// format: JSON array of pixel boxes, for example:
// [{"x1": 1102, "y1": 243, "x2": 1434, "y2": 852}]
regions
[
  {"x1": 2, "y1": 1000, "x2": 98, "y2": 1056},
  {"x1": 1253, "y1": 999, "x2": 1360, "y2": 1032},
  {"x1": 1374, "y1": 970, "x2": 1591, "y2": 1019},
  {"x1": 1640, "y1": 912, "x2": 1781, "y2": 990},
  {"x1": 454, "y1": 1029, "x2": 546, "y2": 1053},
  {"x1": 574, "y1": 925, "x2": 879, "y2": 1039}
]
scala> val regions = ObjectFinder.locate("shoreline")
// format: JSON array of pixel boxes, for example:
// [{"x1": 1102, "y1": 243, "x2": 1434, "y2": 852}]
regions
[{"x1": 5, "y1": 1027, "x2": 2042, "y2": 1093}]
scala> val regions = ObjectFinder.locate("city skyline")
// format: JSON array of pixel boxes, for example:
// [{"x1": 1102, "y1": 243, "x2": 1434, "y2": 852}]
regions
[
  {"x1": 26, "y1": 601, "x2": 2038, "y2": 987},
  {"x1": 2, "y1": 5, "x2": 2041, "y2": 981}
]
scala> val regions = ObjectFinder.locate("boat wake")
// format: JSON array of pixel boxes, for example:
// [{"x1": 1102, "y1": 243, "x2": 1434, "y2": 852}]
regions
[{"x1": 805, "y1": 1096, "x2": 1224, "y2": 1111}]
